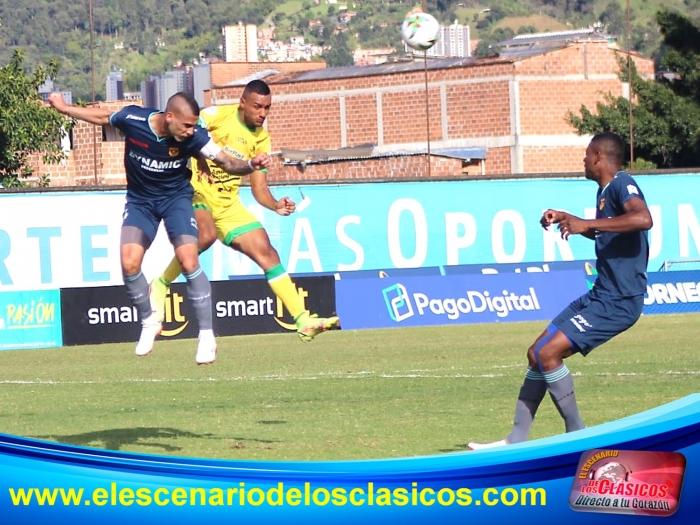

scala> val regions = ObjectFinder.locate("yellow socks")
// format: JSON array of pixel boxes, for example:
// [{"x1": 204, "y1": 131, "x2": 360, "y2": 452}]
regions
[{"x1": 265, "y1": 264, "x2": 308, "y2": 326}]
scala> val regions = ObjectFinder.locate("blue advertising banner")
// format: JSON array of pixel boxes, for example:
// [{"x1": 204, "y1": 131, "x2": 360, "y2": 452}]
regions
[
  {"x1": 0, "y1": 290, "x2": 62, "y2": 350},
  {"x1": 335, "y1": 270, "x2": 589, "y2": 330},
  {"x1": 1, "y1": 173, "x2": 699, "y2": 291},
  {"x1": 1, "y1": 394, "x2": 699, "y2": 524},
  {"x1": 441, "y1": 259, "x2": 595, "y2": 276},
  {"x1": 644, "y1": 270, "x2": 700, "y2": 315},
  {"x1": 272, "y1": 175, "x2": 700, "y2": 276}
]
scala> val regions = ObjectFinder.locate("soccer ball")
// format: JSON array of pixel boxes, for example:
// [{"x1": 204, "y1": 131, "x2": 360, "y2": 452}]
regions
[{"x1": 401, "y1": 12, "x2": 440, "y2": 51}]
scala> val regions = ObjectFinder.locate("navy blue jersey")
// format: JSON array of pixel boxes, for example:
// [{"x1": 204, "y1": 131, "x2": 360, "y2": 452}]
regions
[
  {"x1": 593, "y1": 172, "x2": 649, "y2": 297},
  {"x1": 110, "y1": 106, "x2": 210, "y2": 199}
]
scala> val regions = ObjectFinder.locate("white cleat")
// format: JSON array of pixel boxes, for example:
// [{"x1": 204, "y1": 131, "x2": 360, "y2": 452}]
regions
[
  {"x1": 467, "y1": 439, "x2": 508, "y2": 451},
  {"x1": 195, "y1": 333, "x2": 218, "y2": 365},
  {"x1": 135, "y1": 315, "x2": 162, "y2": 356}
]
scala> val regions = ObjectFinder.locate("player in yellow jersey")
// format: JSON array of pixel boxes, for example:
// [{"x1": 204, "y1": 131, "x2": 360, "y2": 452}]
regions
[{"x1": 150, "y1": 80, "x2": 339, "y2": 350}]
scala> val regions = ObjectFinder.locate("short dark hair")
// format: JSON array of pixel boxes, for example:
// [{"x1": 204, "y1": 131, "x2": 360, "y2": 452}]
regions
[
  {"x1": 242, "y1": 80, "x2": 271, "y2": 98},
  {"x1": 591, "y1": 132, "x2": 625, "y2": 166},
  {"x1": 166, "y1": 92, "x2": 200, "y2": 116}
]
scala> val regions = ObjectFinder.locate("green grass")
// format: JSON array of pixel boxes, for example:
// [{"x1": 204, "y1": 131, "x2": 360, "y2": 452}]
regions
[{"x1": 0, "y1": 314, "x2": 698, "y2": 461}]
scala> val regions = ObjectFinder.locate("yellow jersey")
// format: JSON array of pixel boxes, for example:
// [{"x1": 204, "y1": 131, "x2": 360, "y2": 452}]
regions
[{"x1": 192, "y1": 104, "x2": 271, "y2": 207}]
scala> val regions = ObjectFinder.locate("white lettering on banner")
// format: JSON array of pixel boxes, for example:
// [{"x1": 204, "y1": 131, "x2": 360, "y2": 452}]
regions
[
  {"x1": 336, "y1": 216, "x2": 364, "y2": 271},
  {"x1": 411, "y1": 287, "x2": 540, "y2": 320},
  {"x1": 492, "y1": 210, "x2": 527, "y2": 263},
  {"x1": 215, "y1": 298, "x2": 275, "y2": 317},
  {"x1": 287, "y1": 218, "x2": 322, "y2": 273},
  {"x1": 3, "y1": 184, "x2": 700, "y2": 290},
  {"x1": 644, "y1": 281, "x2": 700, "y2": 305},
  {"x1": 445, "y1": 212, "x2": 477, "y2": 265},
  {"x1": 678, "y1": 204, "x2": 700, "y2": 258},
  {"x1": 88, "y1": 306, "x2": 138, "y2": 324},
  {"x1": 480, "y1": 263, "x2": 551, "y2": 275},
  {"x1": 387, "y1": 198, "x2": 427, "y2": 268}
]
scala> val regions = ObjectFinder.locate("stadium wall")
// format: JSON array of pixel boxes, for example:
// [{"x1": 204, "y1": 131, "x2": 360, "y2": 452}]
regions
[{"x1": 2, "y1": 174, "x2": 699, "y2": 291}]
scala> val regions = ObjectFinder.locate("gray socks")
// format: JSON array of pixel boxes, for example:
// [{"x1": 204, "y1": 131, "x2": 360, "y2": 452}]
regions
[
  {"x1": 123, "y1": 271, "x2": 152, "y2": 322},
  {"x1": 184, "y1": 267, "x2": 213, "y2": 331},
  {"x1": 544, "y1": 364, "x2": 585, "y2": 433},
  {"x1": 507, "y1": 367, "x2": 548, "y2": 444}
]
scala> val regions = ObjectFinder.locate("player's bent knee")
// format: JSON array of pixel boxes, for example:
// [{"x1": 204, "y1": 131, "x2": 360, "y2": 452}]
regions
[
  {"x1": 199, "y1": 234, "x2": 216, "y2": 251},
  {"x1": 526, "y1": 345, "x2": 537, "y2": 364},
  {"x1": 121, "y1": 261, "x2": 141, "y2": 276}
]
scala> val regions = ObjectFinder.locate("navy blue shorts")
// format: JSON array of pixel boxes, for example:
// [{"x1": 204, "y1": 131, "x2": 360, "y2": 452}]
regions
[
  {"x1": 553, "y1": 291, "x2": 644, "y2": 356},
  {"x1": 122, "y1": 189, "x2": 197, "y2": 244}
]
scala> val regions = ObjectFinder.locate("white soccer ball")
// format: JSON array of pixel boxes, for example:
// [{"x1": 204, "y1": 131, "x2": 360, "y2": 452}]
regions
[{"x1": 401, "y1": 12, "x2": 440, "y2": 51}]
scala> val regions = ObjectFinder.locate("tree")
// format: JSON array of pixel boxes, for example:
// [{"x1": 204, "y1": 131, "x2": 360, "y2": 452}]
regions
[
  {"x1": 567, "y1": 10, "x2": 700, "y2": 168},
  {"x1": 599, "y1": 1, "x2": 625, "y2": 38},
  {"x1": 0, "y1": 50, "x2": 69, "y2": 187},
  {"x1": 324, "y1": 32, "x2": 354, "y2": 67}
]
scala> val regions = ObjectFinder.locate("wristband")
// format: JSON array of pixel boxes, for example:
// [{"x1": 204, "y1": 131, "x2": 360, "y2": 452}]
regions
[{"x1": 247, "y1": 159, "x2": 254, "y2": 171}]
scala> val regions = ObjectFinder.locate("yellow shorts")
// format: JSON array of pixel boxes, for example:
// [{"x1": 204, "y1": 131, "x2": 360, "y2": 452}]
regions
[{"x1": 192, "y1": 188, "x2": 263, "y2": 246}]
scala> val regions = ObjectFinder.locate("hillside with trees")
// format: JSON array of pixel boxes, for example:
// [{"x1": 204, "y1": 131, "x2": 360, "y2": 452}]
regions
[{"x1": 0, "y1": 0, "x2": 699, "y2": 100}]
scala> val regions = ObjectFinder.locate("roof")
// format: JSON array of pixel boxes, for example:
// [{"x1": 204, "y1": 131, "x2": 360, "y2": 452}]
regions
[
  {"x1": 496, "y1": 28, "x2": 616, "y2": 59},
  {"x1": 222, "y1": 69, "x2": 281, "y2": 87},
  {"x1": 278, "y1": 145, "x2": 487, "y2": 166},
  {"x1": 213, "y1": 55, "x2": 519, "y2": 88},
  {"x1": 211, "y1": 33, "x2": 621, "y2": 88}
]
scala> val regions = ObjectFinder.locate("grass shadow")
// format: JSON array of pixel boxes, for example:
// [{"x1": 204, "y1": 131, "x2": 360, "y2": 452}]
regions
[
  {"x1": 438, "y1": 444, "x2": 469, "y2": 454},
  {"x1": 34, "y1": 427, "x2": 284, "y2": 453},
  {"x1": 34, "y1": 427, "x2": 217, "y2": 452}
]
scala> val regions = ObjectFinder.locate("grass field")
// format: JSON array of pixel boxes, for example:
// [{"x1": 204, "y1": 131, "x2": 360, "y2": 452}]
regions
[{"x1": 0, "y1": 314, "x2": 698, "y2": 461}]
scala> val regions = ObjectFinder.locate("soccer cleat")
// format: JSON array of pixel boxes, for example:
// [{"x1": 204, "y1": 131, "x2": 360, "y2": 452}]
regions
[
  {"x1": 297, "y1": 314, "x2": 340, "y2": 342},
  {"x1": 467, "y1": 439, "x2": 508, "y2": 451},
  {"x1": 195, "y1": 333, "x2": 218, "y2": 365},
  {"x1": 149, "y1": 278, "x2": 169, "y2": 324},
  {"x1": 135, "y1": 314, "x2": 162, "y2": 356}
]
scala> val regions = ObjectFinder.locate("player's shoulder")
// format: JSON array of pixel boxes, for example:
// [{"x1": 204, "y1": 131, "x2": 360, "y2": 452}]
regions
[
  {"x1": 612, "y1": 171, "x2": 644, "y2": 199},
  {"x1": 117, "y1": 105, "x2": 151, "y2": 118},
  {"x1": 112, "y1": 105, "x2": 153, "y2": 124}
]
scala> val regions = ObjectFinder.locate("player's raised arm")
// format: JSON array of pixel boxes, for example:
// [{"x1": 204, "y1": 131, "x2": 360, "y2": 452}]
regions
[
  {"x1": 196, "y1": 138, "x2": 270, "y2": 175},
  {"x1": 250, "y1": 170, "x2": 295, "y2": 216},
  {"x1": 46, "y1": 92, "x2": 112, "y2": 126}
]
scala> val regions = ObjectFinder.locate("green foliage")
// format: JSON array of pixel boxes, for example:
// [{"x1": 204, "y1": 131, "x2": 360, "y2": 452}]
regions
[
  {"x1": 1, "y1": 0, "x2": 698, "y2": 97},
  {"x1": 625, "y1": 157, "x2": 657, "y2": 171},
  {"x1": 599, "y1": 1, "x2": 625, "y2": 37},
  {"x1": 0, "y1": 50, "x2": 69, "y2": 188},
  {"x1": 567, "y1": 12, "x2": 700, "y2": 168},
  {"x1": 323, "y1": 32, "x2": 354, "y2": 67},
  {"x1": 657, "y1": 9, "x2": 700, "y2": 103}
]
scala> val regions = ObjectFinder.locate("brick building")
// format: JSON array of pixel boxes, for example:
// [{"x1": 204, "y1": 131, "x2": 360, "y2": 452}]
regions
[{"x1": 34, "y1": 40, "x2": 653, "y2": 186}]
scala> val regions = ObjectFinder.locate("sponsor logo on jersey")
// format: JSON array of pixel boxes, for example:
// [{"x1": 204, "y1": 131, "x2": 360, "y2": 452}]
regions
[
  {"x1": 128, "y1": 151, "x2": 183, "y2": 171},
  {"x1": 223, "y1": 146, "x2": 245, "y2": 159},
  {"x1": 128, "y1": 137, "x2": 150, "y2": 149},
  {"x1": 125, "y1": 114, "x2": 147, "y2": 121}
]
